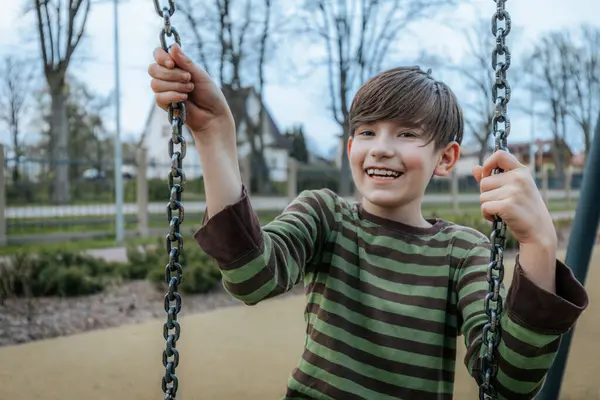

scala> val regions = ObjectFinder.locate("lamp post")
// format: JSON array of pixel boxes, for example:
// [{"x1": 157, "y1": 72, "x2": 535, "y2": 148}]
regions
[{"x1": 113, "y1": 0, "x2": 124, "y2": 241}]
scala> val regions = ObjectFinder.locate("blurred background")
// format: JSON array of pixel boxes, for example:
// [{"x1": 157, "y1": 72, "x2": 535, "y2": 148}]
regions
[{"x1": 0, "y1": 0, "x2": 599, "y2": 399}]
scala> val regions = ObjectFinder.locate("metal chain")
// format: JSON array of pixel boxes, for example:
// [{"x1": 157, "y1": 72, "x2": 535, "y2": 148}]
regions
[
  {"x1": 479, "y1": 1, "x2": 511, "y2": 399},
  {"x1": 153, "y1": 0, "x2": 187, "y2": 398}
]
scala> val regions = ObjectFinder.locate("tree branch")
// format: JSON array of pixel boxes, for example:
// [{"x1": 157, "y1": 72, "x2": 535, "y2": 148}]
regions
[
  {"x1": 34, "y1": 0, "x2": 50, "y2": 69},
  {"x1": 44, "y1": 0, "x2": 56, "y2": 64},
  {"x1": 65, "y1": 0, "x2": 90, "y2": 67},
  {"x1": 177, "y1": 0, "x2": 212, "y2": 75}
]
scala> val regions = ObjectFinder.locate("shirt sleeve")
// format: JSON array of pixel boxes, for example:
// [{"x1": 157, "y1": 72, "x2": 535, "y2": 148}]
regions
[
  {"x1": 456, "y1": 237, "x2": 589, "y2": 400},
  {"x1": 193, "y1": 185, "x2": 339, "y2": 305}
]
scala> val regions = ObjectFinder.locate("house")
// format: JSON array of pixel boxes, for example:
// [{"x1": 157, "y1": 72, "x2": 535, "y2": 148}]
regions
[
  {"x1": 223, "y1": 86, "x2": 293, "y2": 182},
  {"x1": 451, "y1": 147, "x2": 491, "y2": 177},
  {"x1": 139, "y1": 86, "x2": 293, "y2": 183},
  {"x1": 508, "y1": 138, "x2": 573, "y2": 172},
  {"x1": 138, "y1": 103, "x2": 202, "y2": 180}
]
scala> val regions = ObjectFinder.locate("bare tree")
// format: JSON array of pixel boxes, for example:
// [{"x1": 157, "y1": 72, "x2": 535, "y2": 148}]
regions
[
  {"x1": 566, "y1": 25, "x2": 600, "y2": 155},
  {"x1": 426, "y1": 18, "x2": 526, "y2": 165},
  {"x1": 433, "y1": 20, "x2": 496, "y2": 165},
  {"x1": 299, "y1": 0, "x2": 459, "y2": 195},
  {"x1": 249, "y1": 0, "x2": 272, "y2": 192},
  {"x1": 0, "y1": 56, "x2": 33, "y2": 184},
  {"x1": 176, "y1": 0, "x2": 279, "y2": 193},
  {"x1": 526, "y1": 31, "x2": 583, "y2": 177},
  {"x1": 34, "y1": 0, "x2": 91, "y2": 204}
]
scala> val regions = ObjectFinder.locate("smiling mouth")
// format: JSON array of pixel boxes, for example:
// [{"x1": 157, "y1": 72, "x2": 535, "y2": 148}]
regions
[{"x1": 364, "y1": 168, "x2": 403, "y2": 180}]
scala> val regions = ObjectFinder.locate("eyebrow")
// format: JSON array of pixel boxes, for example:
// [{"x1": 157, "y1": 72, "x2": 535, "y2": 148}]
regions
[{"x1": 355, "y1": 121, "x2": 426, "y2": 135}]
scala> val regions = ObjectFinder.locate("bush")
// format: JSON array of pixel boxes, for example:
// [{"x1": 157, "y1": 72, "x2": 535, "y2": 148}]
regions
[
  {"x1": 123, "y1": 240, "x2": 164, "y2": 280},
  {"x1": 432, "y1": 212, "x2": 519, "y2": 250},
  {"x1": 37, "y1": 250, "x2": 122, "y2": 278},
  {"x1": 0, "y1": 239, "x2": 222, "y2": 300},
  {"x1": 43, "y1": 266, "x2": 105, "y2": 297},
  {"x1": 139, "y1": 238, "x2": 222, "y2": 294},
  {"x1": 178, "y1": 247, "x2": 222, "y2": 294},
  {"x1": 0, "y1": 249, "x2": 121, "y2": 299}
]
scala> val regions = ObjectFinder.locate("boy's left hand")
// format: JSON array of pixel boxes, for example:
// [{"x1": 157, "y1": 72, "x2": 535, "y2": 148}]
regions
[
  {"x1": 472, "y1": 150, "x2": 557, "y2": 248},
  {"x1": 472, "y1": 150, "x2": 557, "y2": 293}
]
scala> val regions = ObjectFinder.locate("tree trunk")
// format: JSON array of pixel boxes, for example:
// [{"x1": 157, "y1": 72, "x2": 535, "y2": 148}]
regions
[
  {"x1": 253, "y1": 113, "x2": 270, "y2": 194},
  {"x1": 49, "y1": 85, "x2": 70, "y2": 204},
  {"x1": 478, "y1": 141, "x2": 487, "y2": 166},
  {"x1": 250, "y1": 148, "x2": 271, "y2": 194},
  {"x1": 338, "y1": 117, "x2": 353, "y2": 196},
  {"x1": 11, "y1": 123, "x2": 20, "y2": 185},
  {"x1": 583, "y1": 121, "x2": 591, "y2": 155}
]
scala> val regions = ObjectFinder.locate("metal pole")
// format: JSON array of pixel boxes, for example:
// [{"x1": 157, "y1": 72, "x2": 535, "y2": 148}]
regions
[
  {"x1": 529, "y1": 89, "x2": 536, "y2": 174},
  {"x1": 0, "y1": 145, "x2": 6, "y2": 247},
  {"x1": 537, "y1": 109, "x2": 600, "y2": 399},
  {"x1": 113, "y1": 0, "x2": 124, "y2": 241}
]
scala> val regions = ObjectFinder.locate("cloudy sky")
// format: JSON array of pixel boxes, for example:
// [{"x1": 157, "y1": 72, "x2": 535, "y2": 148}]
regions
[{"x1": 0, "y1": 0, "x2": 598, "y2": 157}]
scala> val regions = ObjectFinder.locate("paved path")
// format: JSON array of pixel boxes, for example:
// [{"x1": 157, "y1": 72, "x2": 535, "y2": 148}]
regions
[{"x1": 6, "y1": 190, "x2": 580, "y2": 218}]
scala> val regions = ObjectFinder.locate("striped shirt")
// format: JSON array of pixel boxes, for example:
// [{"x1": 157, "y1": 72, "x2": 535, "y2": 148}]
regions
[{"x1": 194, "y1": 187, "x2": 588, "y2": 400}]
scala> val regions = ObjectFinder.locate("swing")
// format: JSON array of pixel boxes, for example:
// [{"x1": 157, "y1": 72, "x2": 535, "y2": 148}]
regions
[
  {"x1": 479, "y1": 1, "x2": 511, "y2": 398},
  {"x1": 150, "y1": 0, "x2": 512, "y2": 399},
  {"x1": 153, "y1": 0, "x2": 186, "y2": 398}
]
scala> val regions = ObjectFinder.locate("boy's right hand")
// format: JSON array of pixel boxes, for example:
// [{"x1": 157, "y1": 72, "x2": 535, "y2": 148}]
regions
[{"x1": 148, "y1": 44, "x2": 235, "y2": 143}]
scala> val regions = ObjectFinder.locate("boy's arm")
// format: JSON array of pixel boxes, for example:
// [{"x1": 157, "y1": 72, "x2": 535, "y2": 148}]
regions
[
  {"x1": 457, "y1": 238, "x2": 588, "y2": 400},
  {"x1": 193, "y1": 187, "x2": 339, "y2": 305}
]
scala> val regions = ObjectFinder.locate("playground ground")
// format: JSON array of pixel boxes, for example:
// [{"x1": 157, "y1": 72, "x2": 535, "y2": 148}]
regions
[{"x1": 0, "y1": 246, "x2": 598, "y2": 400}]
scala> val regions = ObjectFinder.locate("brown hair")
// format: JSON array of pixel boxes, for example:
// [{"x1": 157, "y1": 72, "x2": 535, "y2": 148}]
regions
[{"x1": 349, "y1": 66, "x2": 463, "y2": 149}]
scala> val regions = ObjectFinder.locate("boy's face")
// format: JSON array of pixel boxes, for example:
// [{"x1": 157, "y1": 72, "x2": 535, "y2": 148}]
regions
[{"x1": 347, "y1": 119, "x2": 459, "y2": 215}]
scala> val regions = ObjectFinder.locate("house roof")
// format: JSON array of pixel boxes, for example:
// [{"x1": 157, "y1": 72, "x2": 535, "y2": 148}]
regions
[
  {"x1": 508, "y1": 138, "x2": 572, "y2": 156},
  {"x1": 221, "y1": 85, "x2": 291, "y2": 150}
]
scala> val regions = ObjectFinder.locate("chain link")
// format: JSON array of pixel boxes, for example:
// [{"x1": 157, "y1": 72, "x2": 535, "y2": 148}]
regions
[
  {"x1": 153, "y1": 0, "x2": 187, "y2": 398},
  {"x1": 479, "y1": 1, "x2": 511, "y2": 399}
]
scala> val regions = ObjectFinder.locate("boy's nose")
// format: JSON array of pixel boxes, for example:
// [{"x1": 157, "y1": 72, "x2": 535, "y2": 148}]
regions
[{"x1": 369, "y1": 138, "x2": 396, "y2": 159}]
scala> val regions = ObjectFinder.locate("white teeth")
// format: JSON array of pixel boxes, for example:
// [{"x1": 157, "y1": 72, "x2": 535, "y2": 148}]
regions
[{"x1": 365, "y1": 168, "x2": 401, "y2": 178}]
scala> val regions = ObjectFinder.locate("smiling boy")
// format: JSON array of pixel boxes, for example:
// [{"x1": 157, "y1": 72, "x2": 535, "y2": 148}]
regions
[{"x1": 148, "y1": 46, "x2": 588, "y2": 399}]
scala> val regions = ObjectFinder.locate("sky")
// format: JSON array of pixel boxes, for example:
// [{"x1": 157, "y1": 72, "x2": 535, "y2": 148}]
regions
[{"x1": 0, "y1": 0, "x2": 598, "y2": 157}]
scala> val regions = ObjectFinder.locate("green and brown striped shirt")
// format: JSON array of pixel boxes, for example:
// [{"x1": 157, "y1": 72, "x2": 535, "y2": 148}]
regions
[{"x1": 194, "y1": 187, "x2": 588, "y2": 400}]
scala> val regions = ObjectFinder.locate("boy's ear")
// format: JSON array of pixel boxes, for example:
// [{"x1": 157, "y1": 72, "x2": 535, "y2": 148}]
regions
[
  {"x1": 347, "y1": 136, "x2": 353, "y2": 155},
  {"x1": 433, "y1": 141, "x2": 460, "y2": 177}
]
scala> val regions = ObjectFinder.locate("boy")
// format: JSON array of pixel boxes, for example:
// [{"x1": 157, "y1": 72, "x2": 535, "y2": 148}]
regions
[{"x1": 148, "y1": 44, "x2": 588, "y2": 399}]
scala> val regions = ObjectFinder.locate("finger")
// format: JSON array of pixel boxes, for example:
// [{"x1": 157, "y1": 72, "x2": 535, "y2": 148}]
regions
[
  {"x1": 480, "y1": 166, "x2": 535, "y2": 193},
  {"x1": 479, "y1": 185, "x2": 512, "y2": 204},
  {"x1": 472, "y1": 165, "x2": 483, "y2": 184},
  {"x1": 151, "y1": 79, "x2": 194, "y2": 94},
  {"x1": 481, "y1": 199, "x2": 507, "y2": 223},
  {"x1": 479, "y1": 169, "x2": 513, "y2": 193},
  {"x1": 153, "y1": 47, "x2": 175, "y2": 68},
  {"x1": 148, "y1": 63, "x2": 191, "y2": 83},
  {"x1": 155, "y1": 91, "x2": 188, "y2": 106},
  {"x1": 155, "y1": 98, "x2": 196, "y2": 116},
  {"x1": 169, "y1": 44, "x2": 195, "y2": 72},
  {"x1": 481, "y1": 150, "x2": 524, "y2": 178},
  {"x1": 169, "y1": 44, "x2": 212, "y2": 81}
]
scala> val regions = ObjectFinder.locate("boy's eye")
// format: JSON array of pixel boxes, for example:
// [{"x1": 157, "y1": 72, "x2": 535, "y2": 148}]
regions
[
  {"x1": 359, "y1": 130, "x2": 375, "y2": 136},
  {"x1": 399, "y1": 131, "x2": 417, "y2": 138}
]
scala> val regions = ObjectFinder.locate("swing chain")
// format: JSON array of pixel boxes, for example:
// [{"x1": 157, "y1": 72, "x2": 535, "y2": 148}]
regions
[
  {"x1": 479, "y1": 1, "x2": 511, "y2": 399},
  {"x1": 154, "y1": 0, "x2": 187, "y2": 398}
]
